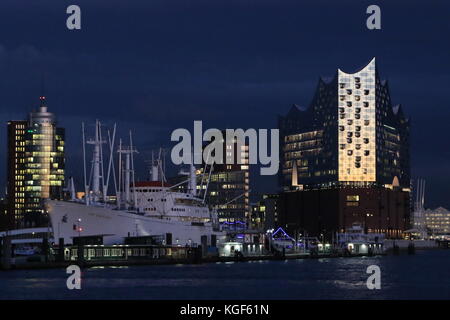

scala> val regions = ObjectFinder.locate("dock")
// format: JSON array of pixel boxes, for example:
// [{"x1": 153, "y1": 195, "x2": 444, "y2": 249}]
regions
[{"x1": 2, "y1": 243, "x2": 387, "y2": 271}]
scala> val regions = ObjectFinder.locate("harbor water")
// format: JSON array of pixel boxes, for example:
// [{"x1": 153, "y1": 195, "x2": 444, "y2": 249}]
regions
[{"x1": 0, "y1": 249, "x2": 449, "y2": 300}]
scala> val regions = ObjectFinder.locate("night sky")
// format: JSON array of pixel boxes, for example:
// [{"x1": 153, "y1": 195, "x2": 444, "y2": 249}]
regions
[{"x1": 0, "y1": 0, "x2": 449, "y2": 208}]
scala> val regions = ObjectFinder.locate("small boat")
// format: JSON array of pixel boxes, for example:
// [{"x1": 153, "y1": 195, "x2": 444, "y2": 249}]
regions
[{"x1": 337, "y1": 223, "x2": 385, "y2": 255}]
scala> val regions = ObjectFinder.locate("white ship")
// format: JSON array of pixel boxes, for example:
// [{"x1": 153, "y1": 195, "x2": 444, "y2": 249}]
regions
[{"x1": 47, "y1": 121, "x2": 225, "y2": 246}]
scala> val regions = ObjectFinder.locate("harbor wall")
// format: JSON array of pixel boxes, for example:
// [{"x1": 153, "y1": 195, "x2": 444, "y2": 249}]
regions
[{"x1": 384, "y1": 239, "x2": 437, "y2": 249}]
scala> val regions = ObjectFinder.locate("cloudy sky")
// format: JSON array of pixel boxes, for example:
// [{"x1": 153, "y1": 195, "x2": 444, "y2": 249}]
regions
[{"x1": 0, "y1": 0, "x2": 449, "y2": 208}]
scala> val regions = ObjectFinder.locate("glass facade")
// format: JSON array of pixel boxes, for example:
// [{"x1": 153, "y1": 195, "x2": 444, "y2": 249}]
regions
[
  {"x1": 6, "y1": 120, "x2": 28, "y2": 229},
  {"x1": 207, "y1": 169, "x2": 250, "y2": 223},
  {"x1": 279, "y1": 58, "x2": 410, "y2": 190},
  {"x1": 338, "y1": 59, "x2": 376, "y2": 182},
  {"x1": 7, "y1": 98, "x2": 65, "y2": 228}
]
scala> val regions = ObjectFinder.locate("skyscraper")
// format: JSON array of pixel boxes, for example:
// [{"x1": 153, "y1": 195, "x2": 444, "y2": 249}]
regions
[
  {"x1": 6, "y1": 120, "x2": 27, "y2": 229},
  {"x1": 6, "y1": 97, "x2": 65, "y2": 228},
  {"x1": 277, "y1": 58, "x2": 411, "y2": 239},
  {"x1": 202, "y1": 131, "x2": 250, "y2": 225}
]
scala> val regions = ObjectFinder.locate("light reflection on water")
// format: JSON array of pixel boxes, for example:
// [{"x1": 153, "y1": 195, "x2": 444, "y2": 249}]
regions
[{"x1": 0, "y1": 250, "x2": 449, "y2": 300}]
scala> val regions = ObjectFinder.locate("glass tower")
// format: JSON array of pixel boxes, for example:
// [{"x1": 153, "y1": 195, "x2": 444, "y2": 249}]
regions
[
  {"x1": 6, "y1": 120, "x2": 28, "y2": 229},
  {"x1": 7, "y1": 97, "x2": 65, "y2": 228}
]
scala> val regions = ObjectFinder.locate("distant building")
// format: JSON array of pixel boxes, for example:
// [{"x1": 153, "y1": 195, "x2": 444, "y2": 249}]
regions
[
  {"x1": 279, "y1": 187, "x2": 410, "y2": 239},
  {"x1": 169, "y1": 131, "x2": 250, "y2": 225},
  {"x1": 208, "y1": 131, "x2": 250, "y2": 224},
  {"x1": 277, "y1": 58, "x2": 411, "y2": 239},
  {"x1": 6, "y1": 97, "x2": 65, "y2": 229},
  {"x1": 250, "y1": 194, "x2": 279, "y2": 231},
  {"x1": 425, "y1": 207, "x2": 450, "y2": 237}
]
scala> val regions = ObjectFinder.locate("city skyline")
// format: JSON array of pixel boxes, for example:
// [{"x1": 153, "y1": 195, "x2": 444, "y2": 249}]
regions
[
  {"x1": 0, "y1": 0, "x2": 449, "y2": 209},
  {"x1": 1, "y1": 1, "x2": 450, "y2": 304}
]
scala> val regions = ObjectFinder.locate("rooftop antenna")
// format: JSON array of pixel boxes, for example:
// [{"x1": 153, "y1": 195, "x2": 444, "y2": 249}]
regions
[{"x1": 40, "y1": 72, "x2": 46, "y2": 105}]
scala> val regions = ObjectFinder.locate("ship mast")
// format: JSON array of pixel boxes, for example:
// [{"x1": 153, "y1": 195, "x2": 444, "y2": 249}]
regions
[
  {"x1": 82, "y1": 120, "x2": 116, "y2": 205},
  {"x1": 117, "y1": 133, "x2": 138, "y2": 210},
  {"x1": 86, "y1": 120, "x2": 107, "y2": 202}
]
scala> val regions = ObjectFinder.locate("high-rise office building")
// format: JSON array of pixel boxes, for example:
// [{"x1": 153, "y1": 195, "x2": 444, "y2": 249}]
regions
[
  {"x1": 277, "y1": 58, "x2": 411, "y2": 239},
  {"x1": 6, "y1": 97, "x2": 65, "y2": 228},
  {"x1": 206, "y1": 134, "x2": 250, "y2": 225},
  {"x1": 6, "y1": 120, "x2": 28, "y2": 229}
]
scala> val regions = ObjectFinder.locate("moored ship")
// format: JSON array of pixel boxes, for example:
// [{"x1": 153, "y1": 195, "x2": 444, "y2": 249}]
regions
[{"x1": 46, "y1": 121, "x2": 225, "y2": 247}]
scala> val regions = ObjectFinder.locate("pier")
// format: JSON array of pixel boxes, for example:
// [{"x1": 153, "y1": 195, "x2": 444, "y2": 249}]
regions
[
  {"x1": 1, "y1": 242, "x2": 387, "y2": 270},
  {"x1": 0, "y1": 229, "x2": 445, "y2": 271}
]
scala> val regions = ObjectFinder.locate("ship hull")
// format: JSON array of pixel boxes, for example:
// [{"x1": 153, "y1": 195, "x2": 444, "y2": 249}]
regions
[{"x1": 47, "y1": 200, "x2": 225, "y2": 246}]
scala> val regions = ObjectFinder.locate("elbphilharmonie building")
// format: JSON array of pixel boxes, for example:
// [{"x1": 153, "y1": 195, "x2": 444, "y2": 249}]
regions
[{"x1": 278, "y1": 58, "x2": 410, "y2": 238}]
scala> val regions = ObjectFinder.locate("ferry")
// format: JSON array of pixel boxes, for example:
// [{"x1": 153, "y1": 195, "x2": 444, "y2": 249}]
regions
[{"x1": 336, "y1": 223, "x2": 385, "y2": 255}]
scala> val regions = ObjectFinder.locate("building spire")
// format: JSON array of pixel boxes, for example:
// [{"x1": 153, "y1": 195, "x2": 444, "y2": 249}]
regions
[
  {"x1": 39, "y1": 72, "x2": 47, "y2": 111},
  {"x1": 39, "y1": 95, "x2": 47, "y2": 112}
]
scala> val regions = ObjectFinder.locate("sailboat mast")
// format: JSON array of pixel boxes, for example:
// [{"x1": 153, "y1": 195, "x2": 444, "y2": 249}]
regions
[{"x1": 82, "y1": 122, "x2": 89, "y2": 206}]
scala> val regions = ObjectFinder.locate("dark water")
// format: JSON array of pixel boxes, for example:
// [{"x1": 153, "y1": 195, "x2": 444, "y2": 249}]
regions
[{"x1": 1, "y1": 250, "x2": 449, "y2": 300}]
